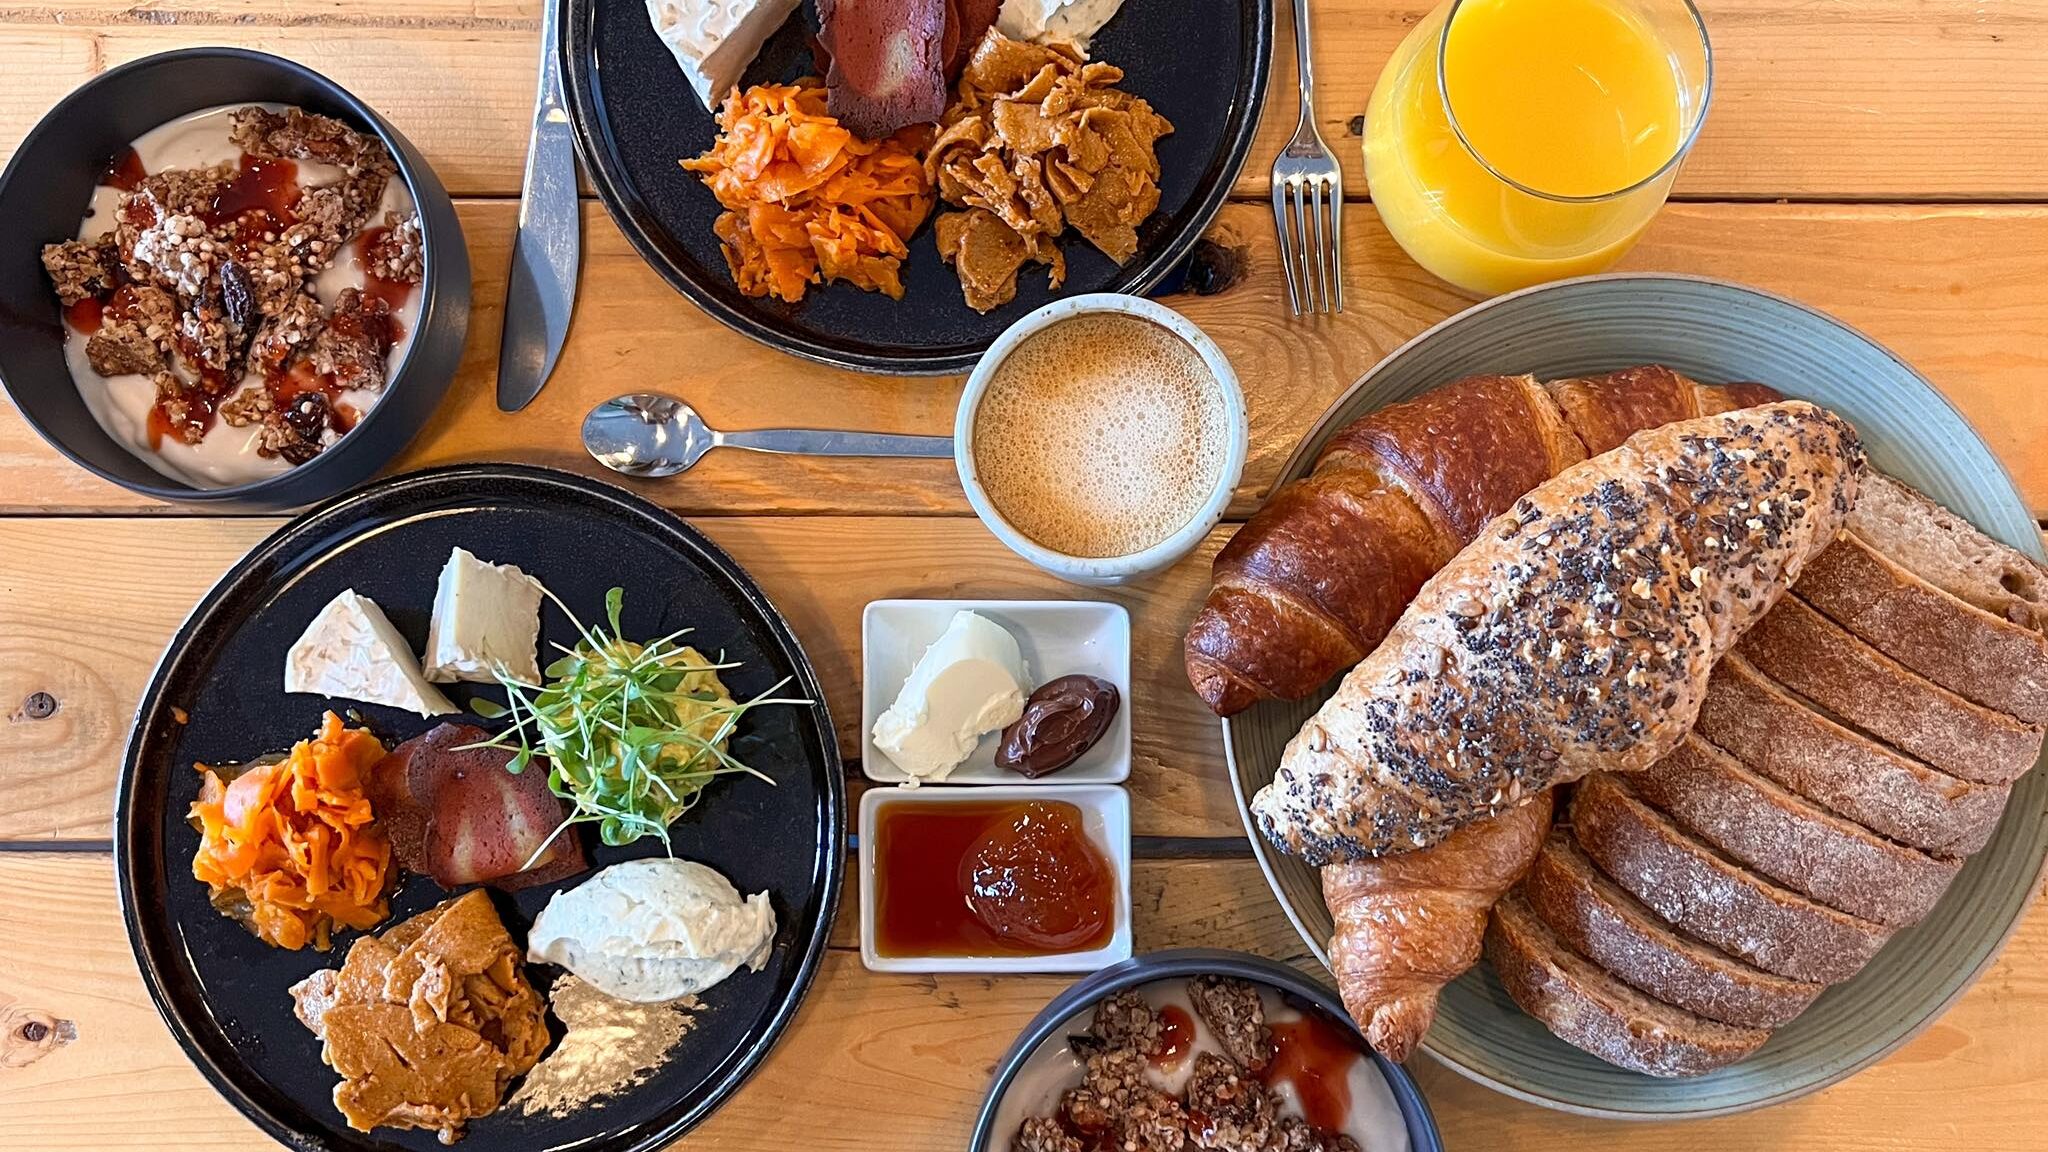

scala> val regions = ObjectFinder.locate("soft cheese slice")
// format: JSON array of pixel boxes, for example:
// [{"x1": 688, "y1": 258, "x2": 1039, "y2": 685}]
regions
[
  {"x1": 996, "y1": 0, "x2": 1128, "y2": 50},
  {"x1": 871, "y1": 610, "x2": 1028, "y2": 782},
  {"x1": 647, "y1": 0, "x2": 804, "y2": 111},
  {"x1": 423, "y1": 548, "x2": 546, "y2": 685},
  {"x1": 285, "y1": 589, "x2": 456, "y2": 717}
]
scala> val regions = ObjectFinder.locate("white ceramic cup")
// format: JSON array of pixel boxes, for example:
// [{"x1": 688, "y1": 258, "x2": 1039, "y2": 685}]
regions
[{"x1": 954, "y1": 294, "x2": 1249, "y2": 586}]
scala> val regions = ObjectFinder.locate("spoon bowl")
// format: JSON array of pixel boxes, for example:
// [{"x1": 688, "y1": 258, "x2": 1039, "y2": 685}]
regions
[{"x1": 583, "y1": 393, "x2": 715, "y2": 477}]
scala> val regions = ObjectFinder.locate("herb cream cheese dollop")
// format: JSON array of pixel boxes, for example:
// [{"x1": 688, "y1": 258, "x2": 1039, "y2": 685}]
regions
[{"x1": 526, "y1": 858, "x2": 776, "y2": 1003}]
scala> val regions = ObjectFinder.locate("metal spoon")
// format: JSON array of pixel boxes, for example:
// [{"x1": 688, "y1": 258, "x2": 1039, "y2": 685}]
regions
[{"x1": 582, "y1": 392, "x2": 955, "y2": 478}]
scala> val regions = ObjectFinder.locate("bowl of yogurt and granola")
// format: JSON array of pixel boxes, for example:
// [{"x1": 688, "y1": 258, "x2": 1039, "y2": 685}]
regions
[{"x1": 0, "y1": 48, "x2": 468, "y2": 508}]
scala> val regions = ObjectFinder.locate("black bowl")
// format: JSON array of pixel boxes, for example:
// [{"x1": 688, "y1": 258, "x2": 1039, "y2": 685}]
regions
[
  {"x1": 971, "y1": 948, "x2": 1445, "y2": 1151},
  {"x1": 0, "y1": 47, "x2": 470, "y2": 510}
]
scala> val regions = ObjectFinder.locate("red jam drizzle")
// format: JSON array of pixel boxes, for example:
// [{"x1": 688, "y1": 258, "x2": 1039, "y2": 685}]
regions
[
  {"x1": 1151, "y1": 1004, "x2": 1195, "y2": 1068},
  {"x1": 64, "y1": 296, "x2": 105, "y2": 334},
  {"x1": 1258, "y1": 1013, "x2": 1361, "y2": 1133},
  {"x1": 101, "y1": 146, "x2": 148, "y2": 191},
  {"x1": 873, "y1": 800, "x2": 1114, "y2": 958},
  {"x1": 355, "y1": 225, "x2": 417, "y2": 316},
  {"x1": 205, "y1": 154, "x2": 301, "y2": 230}
]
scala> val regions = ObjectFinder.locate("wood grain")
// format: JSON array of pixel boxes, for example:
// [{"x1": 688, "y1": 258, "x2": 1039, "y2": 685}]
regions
[
  {"x1": 5, "y1": 201, "x2": 2048, "y2": 517},
  {"x1": 3, "y1": 2, "x2": 2047, "y2": 201},
  {"x1": 0, "y1": 853, "x2": 2040, "y2": 1151},
  {"x1": 0, "y1": 516, "x2": 1247, "y2": 842}
]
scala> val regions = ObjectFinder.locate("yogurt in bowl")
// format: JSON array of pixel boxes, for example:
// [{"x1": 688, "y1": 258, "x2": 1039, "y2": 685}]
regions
[
  {"x1": 975, "y1": 949, "x2": 1442, "y2": 1152},
  {"x1": 47, "y1": 101, "x2": 423, "y2": 488}
]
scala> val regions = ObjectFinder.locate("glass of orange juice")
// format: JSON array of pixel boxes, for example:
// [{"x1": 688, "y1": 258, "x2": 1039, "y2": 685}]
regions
[{"x1": 1362, "y1": 0, "x2": 1711, "y2": 296}]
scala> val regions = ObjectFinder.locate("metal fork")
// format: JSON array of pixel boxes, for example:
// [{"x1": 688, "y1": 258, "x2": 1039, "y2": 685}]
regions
[{"x1": 1272, "y1": 0, "x2": 1344, "y2": 314}]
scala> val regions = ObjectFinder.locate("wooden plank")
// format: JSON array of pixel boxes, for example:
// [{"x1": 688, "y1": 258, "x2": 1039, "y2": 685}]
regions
[
  {"x1": 4, "y1": 201, "x2": 2047, "y2": 517},
  {"x1": 0, "y1": 516, "x2": 1245, "y2": 842},
  {"x1": 3, "y1": 3, "x2": 2047, "y2": 200},
  {"x1": 0, "y1": 853, "x2": 2043, "y2": 1150}
]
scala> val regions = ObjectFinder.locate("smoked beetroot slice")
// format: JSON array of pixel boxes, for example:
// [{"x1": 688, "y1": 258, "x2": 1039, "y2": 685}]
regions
[
  {"x1": 944, "y1": 0, "x2": 1002, "y2": 79},
  {"x1": 367, "y1": 723, "x2": 588, "y2": 891},
  {"x1": 818, "y1": 0, "x2": 948, "y2": 139}
]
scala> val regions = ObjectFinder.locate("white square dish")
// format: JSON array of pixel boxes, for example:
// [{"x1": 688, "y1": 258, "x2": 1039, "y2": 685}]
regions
[
  {"x1": 858, "y1": 784, "x2": 1133, "y2": 974},
  {"x1": 860, "y1": 599, "x2": 1132, "y2": 784}
]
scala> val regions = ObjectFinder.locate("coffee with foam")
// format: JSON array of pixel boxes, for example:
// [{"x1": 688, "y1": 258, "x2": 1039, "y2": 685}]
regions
[{"x1": 972, "y1": 313, "x2": 1231, "y2": 559}]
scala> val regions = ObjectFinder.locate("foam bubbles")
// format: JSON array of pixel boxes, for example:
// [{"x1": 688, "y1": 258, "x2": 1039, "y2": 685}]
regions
[{"x1": 972, "y1": 313, "x2": 1230, "y2": 559}]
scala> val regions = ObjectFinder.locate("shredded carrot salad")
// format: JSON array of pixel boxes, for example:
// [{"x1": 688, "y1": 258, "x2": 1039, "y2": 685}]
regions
[
  {"x1": 190, "y1": 712, "x2": 392, "y2": 951},
  {"x1": 682, "y1": 80, "x2": 934, "y2": 303}
]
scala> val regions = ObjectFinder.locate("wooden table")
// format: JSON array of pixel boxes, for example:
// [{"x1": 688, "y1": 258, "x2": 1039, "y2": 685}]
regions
[{"x1": 2, "y1": 2, "x2": 2045, "y2": 1148}]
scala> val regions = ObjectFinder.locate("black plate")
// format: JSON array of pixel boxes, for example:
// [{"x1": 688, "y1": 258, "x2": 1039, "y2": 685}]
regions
[
  {"x1": 561, "y1": 0, "x2": 1273, "y2": 374},
  {"x1": 114, "y1": 464, "x2": 844, "y2": 1152}
]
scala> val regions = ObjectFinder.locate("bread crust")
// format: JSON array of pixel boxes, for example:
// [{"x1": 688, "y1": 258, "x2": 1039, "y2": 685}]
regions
[
  {"x1": 1737, "y1": 596, "x2": 2043, "y2": 785},
  {"x1": 1255, "y1": 403, "x2": 1862, "y2": 862},
  {"x1": 1629, "y1": 736, "x2": 1962, "y2": 927},
  {"x1": 1486, "y1": 892, "x2": 1770, "y2": 1078},
  {"x1": 1796, "y1": 530, "x2": 2048, "y2": 725},
  {"x1": 1569, "y1": 774, "x2": 1892, "y2": 985},
  {"x1": 1696, "y1": 654, "x2": 2009, "y2": 858},
  {"x1": 1520, "y1": 832, "x2": 1823, "y2": 1029}
]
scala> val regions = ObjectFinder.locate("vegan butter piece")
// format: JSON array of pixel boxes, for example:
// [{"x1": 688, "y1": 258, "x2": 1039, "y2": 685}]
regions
[{"x1": 872, "y1": 610, "x2": 1028, "y2": 782}]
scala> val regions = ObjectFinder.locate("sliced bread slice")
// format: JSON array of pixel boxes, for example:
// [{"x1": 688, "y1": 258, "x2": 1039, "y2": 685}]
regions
[
  {"x1": 1797, "y1": 530, "x2": 2048, "y2": 724},
  {"x1": 1569, "y1": 774, "x2": 1892, "y2": 985},
  {"x1": 1696, "y1": 655, "x2": 2009, "y2": 858},
  {"x1": 1848, "y1": 471, "x2": 2048, "y2": 632},
  {"x1": 1520, "y1": 832, "x2": 1823, "y2": 1030},
  {"x1": 1629, "y1": 735, "x2": 1963, "y2": 927},
  {"x1": 1487, "y1": 892, "x2": 1771, "y2": 1078},
  {"x1": 1736, "y1": 596, "x2": 2043, "y2": 785}
]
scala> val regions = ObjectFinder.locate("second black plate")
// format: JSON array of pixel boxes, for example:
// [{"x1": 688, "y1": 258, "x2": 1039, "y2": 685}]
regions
[
  {"x1": 561, "y1": 0, "x2": 1272, "y2": 374},
  {"x1": 115, "y1": 464, "x2": 843, "y2": 1152}
]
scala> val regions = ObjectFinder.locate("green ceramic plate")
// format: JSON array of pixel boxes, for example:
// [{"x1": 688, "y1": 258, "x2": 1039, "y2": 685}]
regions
[{"x1": 1223, "y1": 273, "x2": 2048, "y2": 1119}]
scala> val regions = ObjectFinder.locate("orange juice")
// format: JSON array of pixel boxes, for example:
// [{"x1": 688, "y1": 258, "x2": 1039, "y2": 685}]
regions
[{"x1": 1363, "y1": 0, "x2": 1706, "y2": 296}]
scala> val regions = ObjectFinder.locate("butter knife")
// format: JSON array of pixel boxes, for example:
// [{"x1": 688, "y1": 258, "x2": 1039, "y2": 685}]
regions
[{"x1": 497, "y1": 0, "x2": 582, "y2": 412}]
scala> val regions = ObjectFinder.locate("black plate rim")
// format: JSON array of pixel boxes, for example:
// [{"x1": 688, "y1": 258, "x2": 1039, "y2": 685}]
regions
[
  {"x1": 558, "y1": 0, "x2": 1274, "y2": 376},
  {"x1": 112, "y1": 462, "x2": 846, "y2": 1152}
]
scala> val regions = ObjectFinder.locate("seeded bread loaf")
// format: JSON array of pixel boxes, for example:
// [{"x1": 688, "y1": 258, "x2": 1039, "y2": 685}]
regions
[
  {"x1": 1846, "y1": 470, "x2": 2048, "y2": 632},
  {"x1": 1255, "y1": 403, "x2": 1862, "y2": 862},
  {"x1": 1629, "y1": 735, "x2": 1963, "y2": 926},
  {"x1": 1519, "y1": 832, "x2": 1824, "y2": 1029},
  {"x1": 1694, "y1": 654, "x2": 2009, "y2": 858},
  {"x1": 1186, "y1": 367, "x2": 1780, "y2": 716},
  {"x1": 1569, "y1": 774, "x2": 1892, "y2": 984},
  {"x1": 1737, "y1": 596, "x2": 2043, "y2": 785},
  {"x1": 1487, "y1": 892, "x2": 1771, "y2": 1077},
  {"x1": 1796, "y1": 530, "x2": 2048, "y2": 725}
]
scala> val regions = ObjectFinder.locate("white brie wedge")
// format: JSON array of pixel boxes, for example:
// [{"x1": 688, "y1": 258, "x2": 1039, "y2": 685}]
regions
[
  {"x1": 285, "y1": 589, "x2": 456, "y2": 717},
  {"x1": 423, "y1": 548, "x2": 545, "y2": 685},
  {"x1": 647, "y1": 0, "x2": 804, "y2": 111}
]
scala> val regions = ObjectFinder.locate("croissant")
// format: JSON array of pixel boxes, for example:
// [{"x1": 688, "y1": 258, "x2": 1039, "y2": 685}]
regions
[
  {"x1": 1255, "y1": 402, "x2": 1864, "y2": 862},
  {"x1": 1324, "y1": 791, "x2": 1554, "y2": 1062},
  {"x1": 1185, "y1": 367, "x2": 1783, "y2": 716}
]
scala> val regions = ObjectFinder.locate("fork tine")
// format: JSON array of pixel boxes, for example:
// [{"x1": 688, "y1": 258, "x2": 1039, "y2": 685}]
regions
[
  {"x1": 1293, "y1": 178, "x2": 1315, "y2": 315},
  {"x1": 1328, "y1": 179, "x2": 1344, "y2": 312},
  {"x1": 1309, "y1": 178, "x2": 1330, "y2": 314},
  {"x1": 1272, "y1": 178, "x2": 1302, "y2": 316}
]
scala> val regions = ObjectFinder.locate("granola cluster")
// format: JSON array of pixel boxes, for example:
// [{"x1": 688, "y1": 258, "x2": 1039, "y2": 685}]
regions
[
  {"x1": 41, "y1": 105, "x2": 423, "y2": 466},
  {"x1": 1011, "y1": 980, "x2": 1362, "y2": 1152}
]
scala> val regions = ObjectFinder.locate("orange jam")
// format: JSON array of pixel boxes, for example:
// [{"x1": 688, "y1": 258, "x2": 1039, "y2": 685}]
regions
[{"x1": 873, "y1": 799, "x2": 1114, "y2": 957}]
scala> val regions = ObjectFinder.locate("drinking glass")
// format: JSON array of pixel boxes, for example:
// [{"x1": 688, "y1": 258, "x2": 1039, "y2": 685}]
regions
[{"x1": 1362, "y1": 0, "x2": 1712, "y2": 296}]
